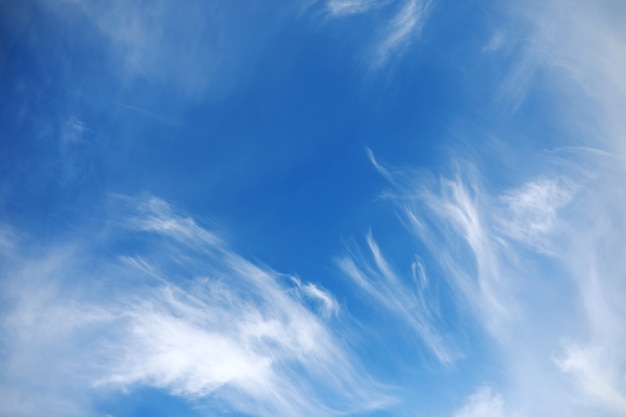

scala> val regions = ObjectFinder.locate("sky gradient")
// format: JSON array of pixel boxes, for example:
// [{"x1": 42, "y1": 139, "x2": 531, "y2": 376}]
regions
[{"x1": 1, "y1": 1, "x2": 626, "y2": 416}]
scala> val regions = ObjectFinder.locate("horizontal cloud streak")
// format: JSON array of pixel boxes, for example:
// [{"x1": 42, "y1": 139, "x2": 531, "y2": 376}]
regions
[{"x1": 327, "y1": 0, "x2": 387, "y2": 16}]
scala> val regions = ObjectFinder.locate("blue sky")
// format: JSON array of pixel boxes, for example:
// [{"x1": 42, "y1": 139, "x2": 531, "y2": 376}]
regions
[{"x1": 2, "y1": 0, "x2": 626, "y2": 416}]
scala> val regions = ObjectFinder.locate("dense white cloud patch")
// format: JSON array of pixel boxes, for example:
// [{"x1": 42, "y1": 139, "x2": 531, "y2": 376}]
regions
[{"x1": 0, "y1": 196, "x2": 388, "y2": 417}]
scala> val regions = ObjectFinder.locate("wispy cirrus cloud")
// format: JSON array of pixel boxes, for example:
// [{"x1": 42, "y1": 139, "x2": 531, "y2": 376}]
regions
[
  {"x1": 497, "y1": 176, "x2": 574, "y2": 251},
  {"x1": 556, "y1": 342, "x2": 626, "y2": 414},
  {"x1": 39, "y1": 0, "x2": 286, "y2": 99},
  {"x1": 371, "y1": 0, "x2": 432, "y2": 68},
  {"x1": 339, "y1": 229, "x2": 453, "y2": 365},
  {"x1": 368, "y1": 141, "x2": 626, "y2": 417},
  {"x1": 291, "y1": 277, "x2": 340, "y2": 318},
  {"x1": 361, "y1": 1, "x2": 626, "y2": 415},
  {"x1": 325, "y1": 0, "x2": 433, "y2": 68},
  {"x1": 453, "y1": 387, "x2": 503, "y2": 417},
  {"x1": 482, "y1": 30, "x2": 506, "y2": 53},
  {"x1": 327, "y1": 0, "x2": 388, "y2": 16},
  {"x1": 368, "y1": 142, "x2": 626, "y2": 417},
  {"x1": 0, "y1": 196, "x2": 388, "y2": 417}
]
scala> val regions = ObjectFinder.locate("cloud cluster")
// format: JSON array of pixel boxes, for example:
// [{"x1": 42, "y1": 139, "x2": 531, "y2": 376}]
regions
[
  {"x1": 367, "y1": 137, "x2": 626, "y2": 417},
  {"x1": 362, "y1": 1, "x2": 626, "y2": 415}
]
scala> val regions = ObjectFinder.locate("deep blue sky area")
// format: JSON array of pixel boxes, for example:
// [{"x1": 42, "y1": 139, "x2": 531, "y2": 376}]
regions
[
  {"x1": 2, "y1": 1, "x2": 626, "y2": 417},
  {"x1": 2, "y1": 0, "x2": 458, "y2": 266}
]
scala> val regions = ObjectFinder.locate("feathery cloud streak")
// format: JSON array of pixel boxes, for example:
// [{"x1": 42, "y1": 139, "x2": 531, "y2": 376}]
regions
[
  {"x1": 0, "y1": 196, "x2": 387, "y2": 417},
  {"x1": 339, "y1": 229, "x2": 454, "y2": 365}
]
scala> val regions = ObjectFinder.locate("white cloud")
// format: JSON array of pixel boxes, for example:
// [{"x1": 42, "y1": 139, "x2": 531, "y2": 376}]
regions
[
  {"x1": 298, "y1": 280, "x2": 340, "y2": 318},
  {"x1": 56, "y1": 116, "x2": 96, "y2": 184},
  {"x1": 499, "y1": 0, "x2": 626, "y2": 122},
  {"x1": 0, "y1": 225, "x2": 18, "y2": 254},
  {"x1": 368, "y1": 149, "x2": 626, "y2": 415},
  {"x1": 0, "y1": 196, "x2": 389, "y2": 417},
  {"x1": 363, "y1": 1, "x2": 626, "y2": 414},
  {"x1": 482, "y1": 31, "x2": 505, "y2": 53},
  {"x1": 128, "y1": 195, "x2": 222, "y2": 247},
  {"x1": 497, "y1": 177, "x2": 574, "y2": 251},
  {"x1": 453, "y1": 388, "x2": 503, "y2": 417},
  {"x1": 371, "y1": 0, "x2": 432, "y2": 68},
  {"x1": 98, "y1": 299, "x2": 274, "y2": 396},
  {"x1": 40, "y1": 0, "x2": 285, "y2": 99},
  {"x1": 327, "y1": 0, "x2": 387, "y2": 16},
  {"x1": 324, "y1": 0, "x2": 432, "y2": 68},
  {"x1": 339, "y1": 230, "x2": 454, "y2": 365},
  {"x1": 366, "y1": 147, "x2": 395, "y2": 183},
  {"x1": 556, "y1": 342, "x2": 626, "y2": 415},
  {"x1": 61, "y1": 117, "x2": 90, "y2": 145},
  {"x1": 412, "y1": 169, "x2": 519, "y2": 338}
]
